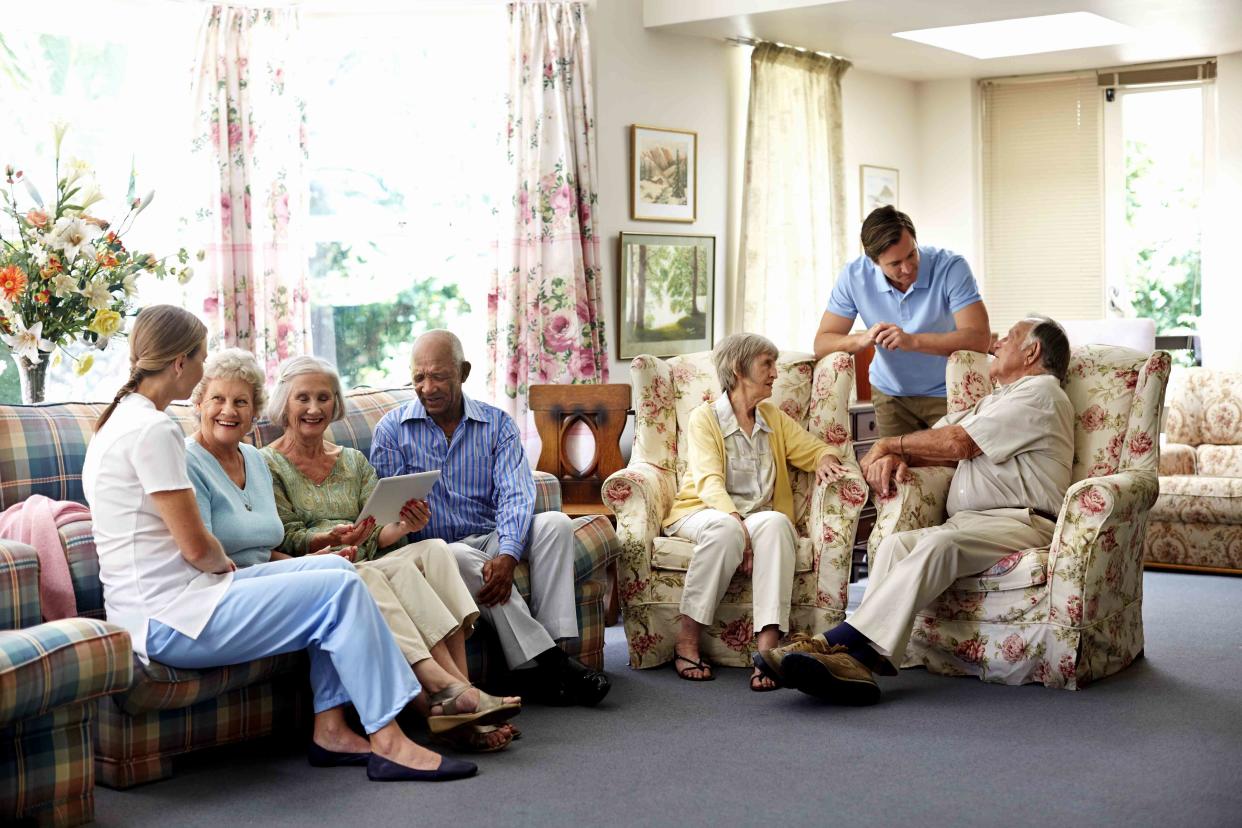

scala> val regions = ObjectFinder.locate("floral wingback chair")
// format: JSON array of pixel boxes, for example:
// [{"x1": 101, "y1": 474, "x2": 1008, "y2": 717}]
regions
[
  {"x1": 866, "y1": 346, "x2": 1171, "y2": 689},
  {"x1": 602, "y1": 351, "x2": 868, "y2": 669}
]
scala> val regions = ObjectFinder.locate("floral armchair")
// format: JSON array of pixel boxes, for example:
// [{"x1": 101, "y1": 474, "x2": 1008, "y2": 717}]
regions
[
  {"x1": 602, "y1": 351, "x2": 867, "y2": 669},
  {"x1": 1144, "y1": 368, "x2": 1242, "y2": 573},
  {"x1": 867, "y1": 346, "x2": 1171, "y2": 689}
]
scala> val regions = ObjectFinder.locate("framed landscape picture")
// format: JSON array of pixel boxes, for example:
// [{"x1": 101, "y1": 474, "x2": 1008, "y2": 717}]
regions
[
  {"x1": 630, "y1": 125, "x2": 697, "y2": 222},
  {"x1": 618, "y1": 232, "x2": 715, "y2": 359},
  {"x1": 860, "y1": 164, "x2": 899, "y2": 216}
]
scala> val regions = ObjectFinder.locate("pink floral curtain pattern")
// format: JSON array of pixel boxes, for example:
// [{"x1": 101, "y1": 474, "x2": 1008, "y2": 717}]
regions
[
  {"x1": 490, "y1": 1, "x2": 608, "y2": 437},
  {"x1": 191, "y1": 5, "x2": 311, "y2": 379}
]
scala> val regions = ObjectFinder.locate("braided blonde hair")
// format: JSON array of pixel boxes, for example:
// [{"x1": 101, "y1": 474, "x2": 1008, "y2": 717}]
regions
[{"x1": 95, "y1": 305, "x2": 207, "y2": 431}]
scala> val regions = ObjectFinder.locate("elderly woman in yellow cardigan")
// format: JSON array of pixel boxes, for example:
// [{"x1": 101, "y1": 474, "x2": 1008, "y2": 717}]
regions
[{"x1": 665, "y1": 333, "x2": 850, "y2": 690}]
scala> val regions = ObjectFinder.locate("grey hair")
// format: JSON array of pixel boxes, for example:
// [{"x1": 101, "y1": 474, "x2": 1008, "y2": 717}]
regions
[
  {"x1": 1020, "y1": 315, "x2": 1071, "y2": 384},
  {"x1": 191, "y1": 348, "x2": 267, "y2": 413},
  {"x1": 411, "y1": 329, "x2": 465, "y2": 371},
  {"x1": 713, "y1": 333, "x2": 779, "y2": 394},
  {"x1": 265, "y1": 355, "x2": 346, "y2": 428}
]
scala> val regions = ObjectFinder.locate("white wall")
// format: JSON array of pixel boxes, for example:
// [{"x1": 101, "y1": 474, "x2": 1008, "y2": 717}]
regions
[
  {"x1": 589, "y1": 0, "x2": 734, "y2": 382},
  {"x1": 841, "y1": 69, "x2": 921, "y2": 243},
  {"x1": 911, "y1": 79, "x2": 981, "y2": 274},
  {"x1": 1201, "y1": 50, "x2": 1242, "y2": 369}
]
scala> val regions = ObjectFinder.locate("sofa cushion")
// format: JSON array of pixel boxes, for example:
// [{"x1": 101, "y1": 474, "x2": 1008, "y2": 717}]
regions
[
  {"x1": 1197, "y1": 445, "x2": 1242, "y2": 478},
  {"x1": 0, "y1": 617, "x2": 132, "y2": 724},
  {"x1": 1164, "y1": 367, "x2": 1242, "y2": 446},
  {"x1": 950, "y1": 548, "x2": 1049, "y2": 592},
  {"x1": 650, "y1": 534, "x2": 815, "y2": 574},
  {"x1": 113, "y1": 651, "x2": 306, "y2": 715},
  {"x1": 1151, "y1": 476, "x2": 1242, "y2": 525}
]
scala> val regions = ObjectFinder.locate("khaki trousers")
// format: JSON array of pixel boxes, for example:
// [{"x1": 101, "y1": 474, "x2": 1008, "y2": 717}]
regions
[
  {"x1": 353, "y1": 538, "x2": 480, "y2": 666},
  {"x1": 669, "y1": 509, "x2": 798, "y2": 633},
  {"x1": 848, "y1": 508, "x2": 1055, "y2": 671},
  {"x1": 872, "y1": 390, "x2": 947, "y2": 438}
]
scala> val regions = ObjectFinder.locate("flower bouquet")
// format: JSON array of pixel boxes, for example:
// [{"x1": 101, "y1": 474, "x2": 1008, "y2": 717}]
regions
[{"x1": 0, "y1": 124, "x2": 196, "y2": 403}]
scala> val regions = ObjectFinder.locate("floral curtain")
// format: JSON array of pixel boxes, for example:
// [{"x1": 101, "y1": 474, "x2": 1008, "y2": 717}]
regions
[
  {"x1": 191, "y1": 5, "x2": 311, "y2": 379},
  {"x1": 733, "y1": 43, "x2": 850, "y2": 348},
  {"x1": 490, "y1": 1, "x2": 608, "y2": 442}
]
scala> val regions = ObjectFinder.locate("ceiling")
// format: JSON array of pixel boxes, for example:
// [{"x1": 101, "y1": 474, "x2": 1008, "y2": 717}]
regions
[{"x1": 643, "y1": 0, "x2": 1242, "y2": 80}]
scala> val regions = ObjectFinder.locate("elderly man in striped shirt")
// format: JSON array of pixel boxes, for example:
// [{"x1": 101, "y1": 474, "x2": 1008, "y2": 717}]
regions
[{"x1": 370, "y1": 330, "x2": 611, "y2": 707}]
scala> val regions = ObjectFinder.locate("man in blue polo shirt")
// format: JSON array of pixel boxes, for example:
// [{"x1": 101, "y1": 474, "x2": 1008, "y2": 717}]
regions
[{"x1": 813, "y1": 206, "x2": 991, "y2": 437}]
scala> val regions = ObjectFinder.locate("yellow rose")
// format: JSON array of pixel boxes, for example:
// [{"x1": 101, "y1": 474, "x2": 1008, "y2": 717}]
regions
[
  {"x1": 75, "y1": 354, "x2": 94, "y2": 376},
  {"x1": 87, "y1": 309, "x2": 123, "y2": 338}
]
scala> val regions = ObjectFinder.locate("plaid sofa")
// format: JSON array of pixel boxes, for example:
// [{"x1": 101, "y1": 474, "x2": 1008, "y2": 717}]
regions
[
  {"x1": 0, "y1": 542, "x2": 132, "y2": 827},
  {"x1": 0, "y1": 386, "x2": 617, "y2": 790}
]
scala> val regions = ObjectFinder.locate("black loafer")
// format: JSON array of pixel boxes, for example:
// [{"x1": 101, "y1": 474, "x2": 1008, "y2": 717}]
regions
[
  {"x1": 308, "y1": 741, "x2": 371, "y2": 767},
  {"x1": 367, "y1": 754, "x2": 478, "y2": 782},
  {"x1": 559, "y1": 658, "x2": 611, "y2": 707}
]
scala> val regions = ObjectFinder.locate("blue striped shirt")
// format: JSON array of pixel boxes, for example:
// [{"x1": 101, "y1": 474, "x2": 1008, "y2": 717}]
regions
[{"x1": 370, "y1": 395, "x2": 535, "y2": 560}]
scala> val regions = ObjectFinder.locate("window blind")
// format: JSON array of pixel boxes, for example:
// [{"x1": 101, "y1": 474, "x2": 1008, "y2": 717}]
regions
[{"x1": 981, "y1": 74, "x2": 1104, "y2": 331}]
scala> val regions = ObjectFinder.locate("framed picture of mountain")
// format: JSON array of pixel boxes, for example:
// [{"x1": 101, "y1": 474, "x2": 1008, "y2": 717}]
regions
[
  {"x1": 630, "y1": 125, "x2": 697, "y2": 222},
  {"x1": 860, "y1": 164, "x2": 899, "y2": 217},
  {"x1": 618, "y1": 232, "x2": 715, "y2": 358}
]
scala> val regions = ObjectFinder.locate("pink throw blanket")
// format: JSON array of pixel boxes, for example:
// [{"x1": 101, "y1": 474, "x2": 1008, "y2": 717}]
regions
[{"x1": 0, "y1": 494, "x2": 91, "y2": 621}]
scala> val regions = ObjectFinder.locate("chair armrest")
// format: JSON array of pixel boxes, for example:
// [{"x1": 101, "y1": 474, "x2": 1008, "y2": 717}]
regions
[
  {"x1": 1047, "y1": 470, "x2": 1160, "y2": 627},
  {"x1": 0, "y1": 541, "x2": 42, "y2": 630},
  {"x1": 867, "y1": 466, "x2": 955, "y2": 563},
  {"x1": 809, "y1": 468, "x2": 868, "y2": 609},
  {"x1": 1159, "y1": 443, "x2": 1196, "y2": 476},
  {"x1": 601, "y1": 463, "x2": 676, "y2": 603},
  {"x1": 532, "y1": 470, "x2": 562, "y2": 513},
  {"x1": 0, "y1": 617, "x2": 133, "y2": 724}
]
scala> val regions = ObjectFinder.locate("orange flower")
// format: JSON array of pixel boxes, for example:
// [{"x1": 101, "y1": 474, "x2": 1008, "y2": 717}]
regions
[
  {"x1": 96, "y1": 250, "x2": 119, "y2": 268},
  {"x1": 40, "y1": 255, "x2": 64, "y2": 279},
  {"x1": 34, "y1": 289, "x2": 50, "y2": 304},
  {"x1": 0, "y1": 265, "x2": 28, "y2": 301},
  {"x1": 25, "y1": 209, "x2": 49, "y2": 229}
]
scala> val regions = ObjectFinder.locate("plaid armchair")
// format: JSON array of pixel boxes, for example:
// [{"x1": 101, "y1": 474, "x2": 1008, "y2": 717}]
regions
[
  {"x1": 0, "y1": 387, "x2": 615, "y2": 789},
  {"x1": 602, "y1": 351, "x2": 866, "y2": 669},
  {"x1": 0, "y1": 542, "x2": 132, "y2": 827},
  {"x1": 867, "y1": 346, "x2": 1171, "y2": 689},
  {"x1": 1144, "y1": 368, "x2": 1242, "y2": 573}
]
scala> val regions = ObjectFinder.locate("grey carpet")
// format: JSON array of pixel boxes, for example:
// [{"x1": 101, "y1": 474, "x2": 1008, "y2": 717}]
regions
[{"x1": 93, "y1": 571, "x2": 1242, "y2": 827}]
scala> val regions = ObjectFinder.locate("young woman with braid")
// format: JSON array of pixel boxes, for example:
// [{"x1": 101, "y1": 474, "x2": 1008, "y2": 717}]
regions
[{"x1": 83, "y1": 305, "x2": 475, "y2": 782}]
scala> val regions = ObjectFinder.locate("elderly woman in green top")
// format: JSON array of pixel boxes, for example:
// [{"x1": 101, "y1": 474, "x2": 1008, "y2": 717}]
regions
[
  {"x1": 190, "y1": 352, "x2": 524, "y2": 754},
  {"x1": 664, "y1": 333, "x2": 850, "y2": 690}
]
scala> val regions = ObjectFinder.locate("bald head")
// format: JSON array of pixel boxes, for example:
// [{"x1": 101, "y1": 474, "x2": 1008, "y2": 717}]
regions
[{"x1": 411, "y1": 329, "x2": 470, "y2": 422}]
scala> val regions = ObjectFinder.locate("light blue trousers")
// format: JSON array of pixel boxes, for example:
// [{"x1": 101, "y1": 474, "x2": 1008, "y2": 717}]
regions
[{"x1": 146, "y1": 555, "x2": 420, "y2": 734}]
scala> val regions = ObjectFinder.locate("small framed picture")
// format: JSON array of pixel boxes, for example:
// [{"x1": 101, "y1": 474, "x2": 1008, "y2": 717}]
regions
[
  {"x1": 618, "y1": 232, "x2": 715, "y2": 359},
  {"x1": 630, "y1": 125, "x2": 697, "y2": 223},
  {"x1": 860, "y1": 164, "x2": 899, "y2": 217}
]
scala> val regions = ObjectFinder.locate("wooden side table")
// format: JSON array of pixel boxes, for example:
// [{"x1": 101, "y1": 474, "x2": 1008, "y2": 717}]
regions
[
  {"x1": 849, "y1": 401, "x2": 878, "y2": 581},
  {"x1": 529, "y1": 383, "x2": 632, "y2": 624}
]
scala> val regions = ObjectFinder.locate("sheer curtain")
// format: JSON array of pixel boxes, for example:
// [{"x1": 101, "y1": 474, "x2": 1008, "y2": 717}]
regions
[
  {"x1": 489, "y1": 1, "x2": 608, "y2": 448},
  {"x1": 733, "y1": 43, "x2": 850, "y2": 348},
  {"x1": 191, "y1": 5, "x2": 312, "y2": 379}
]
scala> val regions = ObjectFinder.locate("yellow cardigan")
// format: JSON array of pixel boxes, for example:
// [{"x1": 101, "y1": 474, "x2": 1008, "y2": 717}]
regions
[{"x1": 664, "y1": 398, "x2": 841, "y2": 528}]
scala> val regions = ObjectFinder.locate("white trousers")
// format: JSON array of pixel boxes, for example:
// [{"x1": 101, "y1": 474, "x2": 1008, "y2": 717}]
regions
[
  {"x1": 448, "y1": 511, "x2": 578, "y2": 669},
  {"x1": 670, "y1": 508, "x2": 798, "y2": 633},
  {"x1": 849, "y1": 508, "x2": 1056, "y2": 670}
]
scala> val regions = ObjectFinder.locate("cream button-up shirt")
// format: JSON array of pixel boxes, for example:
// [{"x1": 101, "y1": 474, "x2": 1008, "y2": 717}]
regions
[{"x1": 712, "y1": 392, "x2": 777, "y2": 517}]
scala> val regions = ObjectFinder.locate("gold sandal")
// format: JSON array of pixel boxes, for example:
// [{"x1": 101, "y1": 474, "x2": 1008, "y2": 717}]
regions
[{"x1": 425, "y1": 683, "x2": 521, "y2": 735}]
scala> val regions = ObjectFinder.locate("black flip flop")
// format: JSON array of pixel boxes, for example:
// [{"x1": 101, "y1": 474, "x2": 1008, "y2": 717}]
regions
[{"x1": 673, "y1": 653, "x2": 715, "y2": 681}]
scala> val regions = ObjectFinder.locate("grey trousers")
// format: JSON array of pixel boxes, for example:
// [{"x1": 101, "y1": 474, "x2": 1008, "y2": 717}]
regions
[{"x1": 448, "y1": 511, "x2": 578, "y2": 669}]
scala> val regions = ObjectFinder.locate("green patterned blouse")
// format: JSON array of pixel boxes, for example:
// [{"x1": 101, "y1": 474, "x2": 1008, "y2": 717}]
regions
[{"x1": 260, "y1": 445, "x2": 387, "y2": 562}]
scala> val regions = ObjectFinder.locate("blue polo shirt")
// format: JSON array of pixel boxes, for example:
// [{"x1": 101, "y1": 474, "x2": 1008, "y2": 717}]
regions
[{"x1": 826, "y1": 245, "x2": 981, "y2": 398}]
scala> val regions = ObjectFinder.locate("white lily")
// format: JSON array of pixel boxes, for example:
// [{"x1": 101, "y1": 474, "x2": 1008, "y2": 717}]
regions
[
  {"x1": 76, "y1": 184, "x2": 105, "y2": 211},
  {"x1": 1, "y1": 317, "x2": 55, "y2": 364},
  {"x1": 49, "y1": 216, "x2": 101, "y2": 263},
  {"x1": 121, "y1": 272, "x2": 138, "y2": 297},
  {"x1": 50, "y1": 272, "x2": 78, "y2": 298},
  {"x1": 52, "y1": 121, "x2": 69, "y2": 155},
  {"x1": 80, "y1": 279, "x2": 113, "y2": 310}
]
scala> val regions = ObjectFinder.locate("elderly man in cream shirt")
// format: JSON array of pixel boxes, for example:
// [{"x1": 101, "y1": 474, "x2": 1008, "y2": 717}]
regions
[{"x1": 755, "y1": 315, "x2": 1075, "y2": 705}]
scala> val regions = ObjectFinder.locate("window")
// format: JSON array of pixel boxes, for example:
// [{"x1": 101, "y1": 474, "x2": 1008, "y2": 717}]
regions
[
  {"x1": 1103, "y1": 80, "x2": 1210, "y2": 362},
  {"x1": 0, "y1": 1, "x2": 204, "y2": 403},
  {"x1": 300, "y1": 6, "x2": 507, "y2": 394}
]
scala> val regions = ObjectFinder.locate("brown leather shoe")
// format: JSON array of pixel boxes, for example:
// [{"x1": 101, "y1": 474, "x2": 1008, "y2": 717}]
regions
[
  {"x1": 782, "y1": 651, "x2": 881, "y2": 705},
  {"x1": 751, "y1": 635, "x2": 842, "y2": 687}
]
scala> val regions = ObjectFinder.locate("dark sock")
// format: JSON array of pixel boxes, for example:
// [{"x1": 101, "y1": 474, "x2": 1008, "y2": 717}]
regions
[{"x1": 823, "y1": 624, "x2": 885, "y2": 672}]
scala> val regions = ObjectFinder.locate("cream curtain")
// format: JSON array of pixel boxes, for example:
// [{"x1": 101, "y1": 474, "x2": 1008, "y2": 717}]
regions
[{"x1": 733, "y1": 43, "x2": 850, "y2": 348}]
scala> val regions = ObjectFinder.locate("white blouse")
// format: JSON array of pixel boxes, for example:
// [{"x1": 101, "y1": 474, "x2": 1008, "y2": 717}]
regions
[
  {"x1": 712, "y1": 393, "x2": 777, "y2": 517},
  {"x1": 83, "y1": 393, "x2": 233, "y2": 661}
]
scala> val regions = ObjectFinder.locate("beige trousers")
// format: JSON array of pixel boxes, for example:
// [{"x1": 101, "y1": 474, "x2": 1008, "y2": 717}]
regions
[
  {"x1": 871, "y1": 390, "x2": 948, "y2": 438},
  {"x1": 848, "y1": 508, "x2": 1055, "y2": 670},
  {"x1": 353, "y1": 538, "x2": 480, "y2": 665},
  {"x1": 669, "y1": 509, "x2": 798, "y2": 633}
]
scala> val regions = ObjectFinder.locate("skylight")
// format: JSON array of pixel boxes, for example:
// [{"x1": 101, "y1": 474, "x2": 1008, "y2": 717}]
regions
[{"x1": 892, "y1": 12, "x2": 1132, "y2": 59}]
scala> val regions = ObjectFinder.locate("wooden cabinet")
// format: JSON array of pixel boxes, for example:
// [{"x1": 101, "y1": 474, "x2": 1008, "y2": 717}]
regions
[{"x1": 848, "y1": 402, "x2": 877, "y2": 581}]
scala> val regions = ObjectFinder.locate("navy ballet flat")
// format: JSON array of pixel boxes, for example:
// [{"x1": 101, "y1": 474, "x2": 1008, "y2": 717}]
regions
[
  {"x1": 307, "y1": 741, "x2": 371, "y2": 767},
  {"x1": 366, "y1": 754, "x2": 478, "y2": 782}
]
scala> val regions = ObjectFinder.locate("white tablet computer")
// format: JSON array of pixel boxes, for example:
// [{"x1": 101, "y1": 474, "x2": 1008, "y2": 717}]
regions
[{"x1": 357, "y1": 471, "x2": 441, "y2": 526}]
